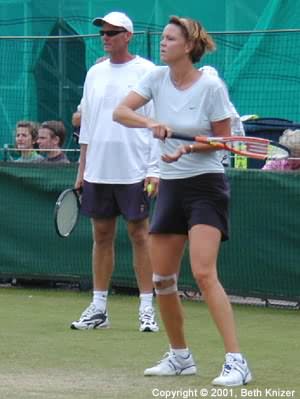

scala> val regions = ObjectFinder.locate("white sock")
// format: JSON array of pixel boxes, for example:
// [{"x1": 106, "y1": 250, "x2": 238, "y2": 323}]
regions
[
  {"x1": 139, "y1": 293, "x2": 153, "y2": 312},
  {"x1": 171, "y1": 348, "x2": 190, "y2": 358},
  {"x1": 92, "y1": 290, "x2": 108, "y2": 312},
  {"x1": 227, "y1": 352, "x2": 243, "y2": 362}
]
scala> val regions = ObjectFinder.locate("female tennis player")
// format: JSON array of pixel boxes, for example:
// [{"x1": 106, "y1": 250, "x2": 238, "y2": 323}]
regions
[{"x1": 113, "y1": 16, "x2": 252, "y2": 386}]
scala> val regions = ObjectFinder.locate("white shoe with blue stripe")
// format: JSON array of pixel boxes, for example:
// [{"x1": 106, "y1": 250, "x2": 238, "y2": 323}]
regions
[
  {"x1": 212, "y1": 353, "x2": 252, "y2": 386},
  {"x1": 144, "y1": 350, "x2": 197, "y2": 376}
]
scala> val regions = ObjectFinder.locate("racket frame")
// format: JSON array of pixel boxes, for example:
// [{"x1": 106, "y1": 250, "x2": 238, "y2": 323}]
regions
[
  {"x1": 54, "y1": 188, "x2": 81, "y2": 238},
  {"x1": 171, "y1": 133, "x2": 290, "y2": 160}
]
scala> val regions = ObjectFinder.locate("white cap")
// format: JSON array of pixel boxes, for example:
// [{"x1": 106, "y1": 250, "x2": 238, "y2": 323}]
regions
[{"x1": 92, "y1": 12, "x2": 134, "y2": 33}]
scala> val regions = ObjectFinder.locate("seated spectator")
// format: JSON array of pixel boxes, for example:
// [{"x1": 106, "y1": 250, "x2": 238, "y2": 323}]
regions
[
  {"x1": 14, "y1": 120, "x2": 43, "y2": 162},
  {"x1": 262, "y1": 129, "x2": 300, "y2": 171},
  {"x1": 37, "y1": 121, "x2": 70, "y2": 163}
]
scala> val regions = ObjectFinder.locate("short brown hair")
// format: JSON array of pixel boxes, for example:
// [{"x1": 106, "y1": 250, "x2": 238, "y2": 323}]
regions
[
  {"x1": 16, "y1": 120, "x2": 40, "y2": 141},
  {"x1": 169, "y1": 16, "x2": 216, "y2": 63},
  {"x1": 40, "y1": 120, "x2": 66, "y2": 147}
]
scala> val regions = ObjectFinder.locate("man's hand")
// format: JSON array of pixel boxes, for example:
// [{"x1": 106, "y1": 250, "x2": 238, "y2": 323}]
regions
[{"x1": 144, "y1": 177, "x2": 159, "y2": 197}]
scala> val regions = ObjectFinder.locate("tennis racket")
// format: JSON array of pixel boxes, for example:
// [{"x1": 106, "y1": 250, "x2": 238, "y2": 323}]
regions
[
  {"x1": 171, "y1": 134, "x2": 290, "y2": 160},
  {"x1": 54, "y1": 188, "x2": 81, "y2": 238}
]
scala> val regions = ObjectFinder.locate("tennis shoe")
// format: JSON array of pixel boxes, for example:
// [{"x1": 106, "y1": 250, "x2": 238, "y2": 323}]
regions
[
  {"x1": 144, "y1": 350, "x2": 197, "y2": 376},
  {"x1": 139, "y1": 306, "x2": 159, "y2": 332},
  {"x1": 70, "y1": 303, "x2": 109, "y2": 330},
  {"x1": 212, "y1": 353, "x2": 252, "y2": 386}
]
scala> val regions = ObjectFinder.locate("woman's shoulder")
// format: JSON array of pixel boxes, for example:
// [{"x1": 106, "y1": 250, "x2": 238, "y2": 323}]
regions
[
  {"x1": 200, "y1": 71, "x2": 224, "y2": 88},
  {"x1": 146, "y1": 65, "x2": 169, "y2": 82},
  {"x1": 137, "y1": 65, "x2": 168, "y2": 83}
]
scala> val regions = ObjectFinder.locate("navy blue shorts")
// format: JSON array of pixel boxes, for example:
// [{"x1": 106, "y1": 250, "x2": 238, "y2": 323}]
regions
[
  {"x1": 81, "y1": 180, "x2": 150, "y2": 221},
  {"x1": 150, "y1": 173, "x2": 230, "y2": 241}
]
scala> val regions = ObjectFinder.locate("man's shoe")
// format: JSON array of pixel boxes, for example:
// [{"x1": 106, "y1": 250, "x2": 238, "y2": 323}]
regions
[
  {"x1": 139, "y1": 306, "x2": 159, "y2": 332},
  {"x1": 212, "y1": 353, "x2": 252, "y2": 386},
  {"x1": 70, "y1": 303, "x2": 109, "y2": 330},
  {"x1": 144, "y1": 350, "x2": 197, "y2": 376}
]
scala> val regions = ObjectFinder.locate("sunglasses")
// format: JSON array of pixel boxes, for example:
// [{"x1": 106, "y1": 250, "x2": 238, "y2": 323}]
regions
[{"x1": 99, "y1": 29, "x2": 127, "y2": 37}]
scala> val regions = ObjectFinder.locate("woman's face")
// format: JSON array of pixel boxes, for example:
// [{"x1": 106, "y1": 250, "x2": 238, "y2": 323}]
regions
[
  {"x1": 16, "y1": 127, "x2": 34, "y2": 150},
  {"x1": 160, "y1": 23, "x2": 189, "y2": 64}
]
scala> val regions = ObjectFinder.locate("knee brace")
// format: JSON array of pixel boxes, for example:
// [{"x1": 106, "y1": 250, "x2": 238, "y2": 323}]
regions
[{"x1": 152, "y1": 273, "x2": 177, "y2": 295}]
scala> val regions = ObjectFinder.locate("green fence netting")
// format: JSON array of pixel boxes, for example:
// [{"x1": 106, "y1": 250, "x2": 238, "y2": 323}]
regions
[
  {"x1": 0, "y1": 163, "x2": 299, "y2": 301},
  {"x1": 1, "y1": 28, "x2": 300, "y2": 151}
]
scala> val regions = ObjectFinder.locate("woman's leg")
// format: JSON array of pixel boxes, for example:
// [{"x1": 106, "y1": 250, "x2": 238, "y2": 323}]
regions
[
  {"x1": 189, "y1": 224, "x2": 240, "y2": 353},
  {"x1": 150, "y1": 233, "x2": 187, "y2": 348},
  {"x1": 144, "y1": 233, "x2": 197, "y2": 376}
]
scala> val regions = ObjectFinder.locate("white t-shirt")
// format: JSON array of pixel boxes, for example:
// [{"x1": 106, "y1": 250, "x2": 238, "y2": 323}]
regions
[
  {"x1": 79, "y1": 56, "x2": 159, "y2": 184},
  {"x1": 200, "y1": 66, "x2": 244, "y2": 136},
  {"x1": 200, "y1": 66, "x2": 245, "y2": 166},
  {"x1": 134, "y1": 66, "x2": 233, "y2": 179}
]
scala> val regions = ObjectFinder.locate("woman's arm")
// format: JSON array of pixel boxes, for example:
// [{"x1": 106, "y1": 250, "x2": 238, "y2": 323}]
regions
[
  {"x1": 113, "y1": 91, "x2": 152, "y2": 128},
  {"x1": 211, "y1": 118, "x2": 231, "y2": 138},
  {"x1": 113, "y1": 91, "x2": 172, "y2": 139},
  {"x1": 162, "y1": 118, "x2": 231, "y2": 163}
]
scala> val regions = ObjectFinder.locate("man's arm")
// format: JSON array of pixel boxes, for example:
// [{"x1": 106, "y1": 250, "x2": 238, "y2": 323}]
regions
[{"x1": 75, "y1": 144, "x2": 87, "y2": 189}]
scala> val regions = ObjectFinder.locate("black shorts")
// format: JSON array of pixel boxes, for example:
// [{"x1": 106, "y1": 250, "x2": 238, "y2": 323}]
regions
[
  {"x1": 81, "y1": 180, "x2": 150, "y2": 221},
  {"x1": 150, "y1": 173, "x2": 230, "y2": 241}
]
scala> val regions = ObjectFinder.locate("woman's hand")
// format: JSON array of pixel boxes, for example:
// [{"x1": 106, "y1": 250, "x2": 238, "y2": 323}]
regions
[
  {"x1": 161, "y1": 145, "x2": 189, "y2": 163},
  {"x1": 147, "y1": 122, "x2": 172, "y2": 141}
]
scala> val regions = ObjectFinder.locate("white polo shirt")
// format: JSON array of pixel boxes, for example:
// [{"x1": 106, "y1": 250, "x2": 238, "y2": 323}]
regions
[{"x1": 79, "y1": 56, "x2": 159, "y2": 184}]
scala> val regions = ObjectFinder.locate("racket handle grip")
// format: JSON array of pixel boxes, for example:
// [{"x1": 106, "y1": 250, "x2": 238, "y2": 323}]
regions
[{"x1": 171, "y1": 133, "x2": 195, "y2": 141}]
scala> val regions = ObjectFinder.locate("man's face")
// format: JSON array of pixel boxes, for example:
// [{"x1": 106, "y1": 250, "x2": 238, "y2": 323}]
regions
[
  {"x1": 100, "y1": 22, "x2": 130, "y2": 55},
  {"x1": 37, "y1": 128, "x2": 59, "y2": 151}
]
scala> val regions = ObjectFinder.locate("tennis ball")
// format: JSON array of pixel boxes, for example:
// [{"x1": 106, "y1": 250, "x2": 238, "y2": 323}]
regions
[{"x1": 146, "y1": 183, "x2": 154, "y2": 194}]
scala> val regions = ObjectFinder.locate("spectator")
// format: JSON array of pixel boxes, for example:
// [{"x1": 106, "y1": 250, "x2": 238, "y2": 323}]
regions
[
  {"x1": 262, "y1": 129, "x2": 300, "y2": 170},
  {"x1": 37, "y1": 121, "x2": 70, "y2": 163},
  {"x1": 70, "y1": 12, "x2": 160, "y2": 333},
  {"x1": 113, "y1": 15, "x2": 252, "y2": 386},
  {"x1": 14, "y1": 120, "x2": 43, "y2": 162}
]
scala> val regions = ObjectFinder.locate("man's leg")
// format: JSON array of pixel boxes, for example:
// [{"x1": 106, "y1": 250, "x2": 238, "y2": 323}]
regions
[
  {"x1": 92, "y1": 217, "x2": 117, "y2": 292},
  {"x1": 127, "y1": 218, "x2": 153, "y2": 293},
  {"x1": 70, "y1": 217, "x2": 116, "y2": 330},
  {"x1": 127, "y1": 218, "x2": 158, "y2": 332}
]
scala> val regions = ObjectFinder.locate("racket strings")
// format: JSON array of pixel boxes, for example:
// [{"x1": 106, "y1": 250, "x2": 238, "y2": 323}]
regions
[
  {"x1": 245, "y1": 142, "x2": 269, "y2": 155},
  {"x1": 266, "y1": 144, "x2": 290, "y2": 159},
  {"x1": 228, "y1": 140, "x2": 289, "y2": 160},
  {"x1": 56, "y1": 192, "x2": 79, "y2": 236},
  {"x1": 227, "y1": 141, "x2": 269, "y2": 155}
]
